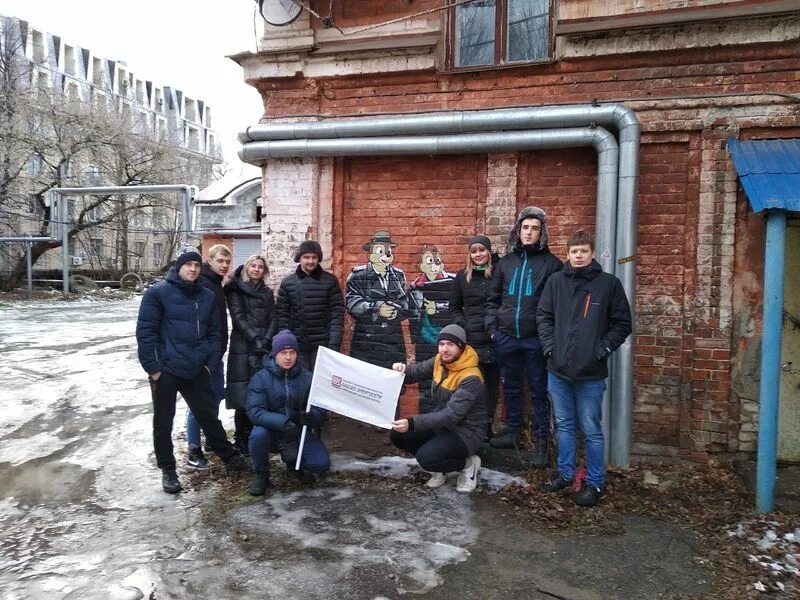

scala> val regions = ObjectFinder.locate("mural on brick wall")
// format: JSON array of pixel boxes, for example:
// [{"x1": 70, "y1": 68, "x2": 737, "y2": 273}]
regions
[
  {"x1": 345, "y1": 231, "x2": 409, "y2": 370},
  {"x1": 408, "y1": 245, "x2": 455, "y2": 412}
]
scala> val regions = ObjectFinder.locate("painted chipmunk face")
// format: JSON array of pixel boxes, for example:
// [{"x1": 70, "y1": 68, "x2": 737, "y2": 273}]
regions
[
  {"x1": 368, "y1": 243, "x2": 394, "y2": 275},
  {"x1": 418, "y1": 246, "x2": 443, "y2": 281}
]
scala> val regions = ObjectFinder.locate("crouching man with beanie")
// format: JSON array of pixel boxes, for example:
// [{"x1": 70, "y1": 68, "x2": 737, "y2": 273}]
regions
[
  {"x1": 390, "y1": 324, "x2": 487, "y2": 493},
  {"x1": 136, "y1": 249, "x2": 247, "y2": 494},
  {"x1": 245, "y1": 329, "x2": 331, "y2": 495}
]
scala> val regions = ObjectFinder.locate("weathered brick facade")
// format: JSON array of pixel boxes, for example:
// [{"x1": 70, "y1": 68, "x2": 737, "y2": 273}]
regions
[{"x1": 235, "y1": 4, "x2": 800, "y2": 461}]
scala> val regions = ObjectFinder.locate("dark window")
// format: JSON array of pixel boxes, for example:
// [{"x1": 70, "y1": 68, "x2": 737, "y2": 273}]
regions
[
  {"x1": 450, "y1": 0, "x2": 551, "y2": 68},
  {"x1": 256, "y1": 205, "x2": 262, "y2": 223}
]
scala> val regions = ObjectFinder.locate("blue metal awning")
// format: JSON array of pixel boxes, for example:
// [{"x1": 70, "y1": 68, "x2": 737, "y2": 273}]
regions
[{"x1": 727, "y1": 138, "x2": 800, "y2": 213}]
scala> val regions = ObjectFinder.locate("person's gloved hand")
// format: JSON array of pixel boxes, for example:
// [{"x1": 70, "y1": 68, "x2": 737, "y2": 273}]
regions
[
  {"x1": 253, "y1": 337, "x2": 268, "y2": 355},
  {"x1": 300, "y1": 412, "x2": 316, "y2": 427},
  {"x1": 596, "y1": 346, "x2": 612, "y2": 361},
  {"x1": 283, "y1": 420, "x2": 300, "y2": 443},
  {"x1": 544, "y1": 349, "x2": 553, "y2": 359}
]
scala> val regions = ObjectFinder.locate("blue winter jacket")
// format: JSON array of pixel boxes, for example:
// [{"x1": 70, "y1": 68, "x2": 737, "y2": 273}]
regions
[
  {"x1": 245, "y1": 358, "x2": 327, "y2": 432},
  {"x1": 136, "y1": 268, "x2": 222, "y2": 378}
]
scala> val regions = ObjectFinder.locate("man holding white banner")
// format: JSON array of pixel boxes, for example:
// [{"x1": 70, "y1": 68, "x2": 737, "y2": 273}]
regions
[
  {"x1": 390, "y1": 324, "x2": 487, "y2": 493},
  {"x1": 245, "y1": 330, "x2": 331, "y2": 496}
]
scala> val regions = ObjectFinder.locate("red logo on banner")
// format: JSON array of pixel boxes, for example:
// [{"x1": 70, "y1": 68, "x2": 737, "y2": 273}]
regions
[{"x1": 331, "y1": 375, "x2": 342, "y2": 388}]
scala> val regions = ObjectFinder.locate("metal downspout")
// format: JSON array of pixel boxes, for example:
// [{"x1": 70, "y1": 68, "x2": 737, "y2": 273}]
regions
[
  {"x1": 240, "y1": 103, "x2": 639, "y2": 466},
  {"x1": 756, "y1": 210, "x2": 787, "y2": 513}
]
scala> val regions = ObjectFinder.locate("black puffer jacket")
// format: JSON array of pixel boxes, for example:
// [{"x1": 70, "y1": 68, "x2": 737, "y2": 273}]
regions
[
  {"x1": 449, "y1": 263, "x2": 499, "y2": 364},
  {"x1": 276, "y1": 265, "x2": 345, "y2": 353},
  {"x1": 224, "y1": 265, "x2": 276, "y2": 410},
  {"x1": 536, "y1": 260, "x2": 632, "y2": 381},
  {"x1": 199, "y1": 262, "x2": 228, "y2": 353}
]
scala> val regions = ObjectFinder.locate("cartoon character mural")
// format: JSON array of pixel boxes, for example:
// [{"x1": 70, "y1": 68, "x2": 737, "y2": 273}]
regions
[
  {"x1": 408, "y1": 245, "x2": 455, "y2": 412},
  {"x1": 345, "y1": 231, "x2": 409, "y2": 370}
]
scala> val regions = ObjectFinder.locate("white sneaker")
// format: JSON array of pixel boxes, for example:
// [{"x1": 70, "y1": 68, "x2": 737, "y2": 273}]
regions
[
  {"x1": 425, "y1": 472, "x2": 447, "y2": 489},
  {"x1": 456, "y1": 455, "x2": 481, "y2": 493}
]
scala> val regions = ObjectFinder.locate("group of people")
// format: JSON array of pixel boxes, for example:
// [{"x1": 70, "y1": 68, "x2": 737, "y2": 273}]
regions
[{"x1": 135, "y1": 204, "x2": 631, "y2": 507}]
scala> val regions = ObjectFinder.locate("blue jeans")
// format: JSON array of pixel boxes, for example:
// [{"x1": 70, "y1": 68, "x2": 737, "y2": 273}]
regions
[
  {"x1": 186, "y1": 361, "x2": 224, "y2": 448},
  {"x1": 548, "y1": 372, "x2": 606, "y2": 488},
  {"x1": 494, "y1": 332, "x2": 550, "y2": 440},
  {"x1": 249, "y1": 425, "x2": 331, "y2": 474}
]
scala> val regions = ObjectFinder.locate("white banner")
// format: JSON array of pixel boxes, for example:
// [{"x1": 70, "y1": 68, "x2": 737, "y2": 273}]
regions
[{"x1": 307, "y1": 346, "x2": 404, "y2": 429}]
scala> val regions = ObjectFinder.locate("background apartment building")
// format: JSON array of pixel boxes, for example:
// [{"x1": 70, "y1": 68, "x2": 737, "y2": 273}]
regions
[{"x1": 0, "y1": 14, "x2": 221, "y2": 286}]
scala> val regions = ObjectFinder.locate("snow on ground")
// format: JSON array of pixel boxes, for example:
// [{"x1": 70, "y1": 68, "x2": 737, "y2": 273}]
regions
[
  {"x1": 0, "y1": 297, "x2": 523, "y2": 599},
  {"x1": 729, "y1": 520, "x2": 800, "y2": 594}
]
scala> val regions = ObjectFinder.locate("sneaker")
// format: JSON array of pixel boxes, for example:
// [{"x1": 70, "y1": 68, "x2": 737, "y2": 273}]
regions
[
  {"x1": 456, "y1": 455, "x2": 481, "y2": 493},
  {"x1": 531, "y1": 438, "x2": 549, "y2": 468},
  {"x1": 162, "y1": 469, "x2": 182, "y2": 494},
  {"x1": 248, "y1": 472, "x2": 271, "y2": 496},
  {"x1": 425, "y1": 472, "x2": 447, "y2": 489},
  {"x1": 224, "y1": 452, "x2": 248, "y2": 474},
  {"x1": 489, "y1": 430, "x2": 520, "y2": 449},
  {"x1": 575, "y1": 483, "x2": 602, "y2": 507},
  {"x1": 539, "y1": 473, "x2": 571, "y2": 493},
  {"x1": 187, "y1": 446, "x2": 210, "y2": 470}
]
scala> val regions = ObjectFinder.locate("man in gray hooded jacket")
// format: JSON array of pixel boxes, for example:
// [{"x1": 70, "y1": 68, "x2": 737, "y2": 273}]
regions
[{"x1": 485, "y1": 206, "x2": 563, "y2": 465}]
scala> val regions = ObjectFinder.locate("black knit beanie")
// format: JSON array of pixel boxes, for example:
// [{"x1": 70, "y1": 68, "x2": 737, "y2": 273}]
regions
[
  {"x1": 437, "y1": 324, "x2": 467, "y2": 349},
  {"x1": 467, "y1": 235, "x2": 492, "y2": 253},
  {"x1": 175, "y1": 250, "x2": 202, "y2": 272},
  {"x1": 293, "y1": 240, "x2": 323, "y2": 263}
]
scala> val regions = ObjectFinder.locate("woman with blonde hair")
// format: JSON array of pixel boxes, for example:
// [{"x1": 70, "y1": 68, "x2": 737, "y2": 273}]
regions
[
  {"x1": 225, "y1": 254, "x2": 276, "y2": 454},
  {"x1": 449, "y1": 235, "x2": 501, "y2": 442}
]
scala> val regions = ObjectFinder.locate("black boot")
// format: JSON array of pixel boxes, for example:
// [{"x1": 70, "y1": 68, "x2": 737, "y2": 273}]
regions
[
  {"x1": 162, "y1": 469, "x2": 182, "y2": 494},
  {"x1": 575, "y1": 483, "x2": 602, "y2": 507},
  {"x1": 539, "y1": 473, "x2": 571, "y2": 493},
  {"x1": 490, "y1": 429, "x2": 520, "y2": 449},
  {"x1": 224, "y1": 452, "x2": 249, "y2": 474},
  {"x1": 291, "y1": 469, "x2": 315, "y2": 484},
  {"x1": 248, "y1": 472, "x2": 271, "y2": 496},
  {"x1": 531, "y1": 438, "x2": 549, "y2": 468}
]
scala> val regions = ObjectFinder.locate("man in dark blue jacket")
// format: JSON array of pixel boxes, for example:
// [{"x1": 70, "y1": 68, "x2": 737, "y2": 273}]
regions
[
  {"x1": 536, "y1": 231, "x2": 632, "y2": 507},
  {"x1": 245, "y1": 329, "x2": 330, "y2": 496},
  {"x1": 136, "y1": 250, "x2": 246, "y2": 494},
  {"x1": 486, "y1": 206, "x2": 563, "y2": 465}
]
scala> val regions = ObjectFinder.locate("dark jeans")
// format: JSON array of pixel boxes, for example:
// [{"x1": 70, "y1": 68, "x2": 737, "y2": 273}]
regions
[
  {"x1": 390, "y1": 429, "x2": 470, "y2": 473},
  {"x1": 494, "y1": 331, "x2": 550, "y2": 440},
  {"x1": 249, "y1": 425, "x2": 331, "y2": 474},
  {"x1": 299, "y1": 348, "x2": 318, "y2": 371},
  {"x1": 150, "y1": 370, "x2": 236, "y2": 471},
  {"x1": 186, "y1": 360, "x2": 224, "y2": 448},
  {"x1": 479, "y1": 361, "x2": 501, "y2": 423}
]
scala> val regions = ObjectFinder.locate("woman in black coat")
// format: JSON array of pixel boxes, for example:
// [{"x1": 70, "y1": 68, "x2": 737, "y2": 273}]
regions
[
  {"x1": 225, "y1": 254, "x2": 276, "y2": 453},
  {"x1": 449, "y1": 235, "x2": 501, "y2": 441}
]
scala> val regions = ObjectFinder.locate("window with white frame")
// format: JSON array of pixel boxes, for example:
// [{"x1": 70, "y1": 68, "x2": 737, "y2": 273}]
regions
[
  {"x1": 90, "y1": 237, "x2": 103, "y2": 258},
  {"x1": 450, "y1": 0, "x2": 551, "y2": 68},
  {"x1": 153, "y1": 242, "x2": 164, "y2": 265}
]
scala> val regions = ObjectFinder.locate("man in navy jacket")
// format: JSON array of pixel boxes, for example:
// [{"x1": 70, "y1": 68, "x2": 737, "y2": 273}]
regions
[
  {"x1": 536, "y1": 231, "x2": 632, "y2": 507},
  {"x1": 136, "y1": 250, "x2": 246, "y2": 494}
]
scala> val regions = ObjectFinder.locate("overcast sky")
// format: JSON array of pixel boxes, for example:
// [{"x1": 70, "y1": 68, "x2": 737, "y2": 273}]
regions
[{"x1": 1, "y1": 0, "x2": 265, "y2": 169}]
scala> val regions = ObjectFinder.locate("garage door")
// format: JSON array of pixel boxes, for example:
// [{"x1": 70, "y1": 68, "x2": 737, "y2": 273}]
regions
[{"x1": 232, "y1": 236, "x2": 263, "y2": 270}]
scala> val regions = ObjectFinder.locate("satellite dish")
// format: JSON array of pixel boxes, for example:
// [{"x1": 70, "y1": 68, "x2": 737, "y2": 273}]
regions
[{"x1": 258, "y1": 0, "x2": 303, "y2": 26}]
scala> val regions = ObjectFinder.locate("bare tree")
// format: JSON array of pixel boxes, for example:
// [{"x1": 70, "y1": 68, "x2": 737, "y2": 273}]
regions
[{"x1": 0, "y1": 19, "x2": 218, "y2": 290}]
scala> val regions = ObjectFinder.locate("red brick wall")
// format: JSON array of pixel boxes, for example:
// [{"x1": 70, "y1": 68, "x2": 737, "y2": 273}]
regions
[
  {"x1": 200, "y1": 235, "x2": 234, "y2": 260},
  {"x1": 254, "y1": 39, "x2": 800, "y2": 460}
]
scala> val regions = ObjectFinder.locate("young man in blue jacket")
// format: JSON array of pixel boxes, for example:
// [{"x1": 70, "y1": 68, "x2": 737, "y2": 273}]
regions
[
  {"x1": 245, "y1": 329, "x2": 330, "y2": 496},
  {"x1": 536, "y1": 231, "x2": 632, "y2": 507},
  {"x1": 485, "y1": 206, "x2": 563, "y2": 465},
  {"x1": 136, "y1": 250, "x2": 246, "y2": 494}
]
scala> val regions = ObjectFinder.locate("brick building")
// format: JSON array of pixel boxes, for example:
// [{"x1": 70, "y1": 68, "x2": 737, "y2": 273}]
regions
[{"x1": 232, "y1": 1, "x2": 800, "y2": 462}]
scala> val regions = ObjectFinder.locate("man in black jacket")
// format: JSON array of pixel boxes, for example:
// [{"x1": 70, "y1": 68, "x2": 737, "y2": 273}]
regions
[
  {"x1": 186, "y1": 243, "x2": 232, "y2": 467},
  {"x1": 486, "y1": 206, "x2": 563, "y2": 465},
  {"x1": 536, "y1": 231, "x2": 632, "y2": 507},
  {"x1": 137, "y1": 250, "x2": 246, "y2": 494},
  {"x1": 276, "y1": 240, "x2": 345, "y2": 370}
]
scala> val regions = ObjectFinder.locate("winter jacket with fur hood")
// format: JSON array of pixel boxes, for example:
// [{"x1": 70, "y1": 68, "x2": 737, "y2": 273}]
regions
[{"x1": 485, "y1": 206, "x2": 562, "y2": 339}]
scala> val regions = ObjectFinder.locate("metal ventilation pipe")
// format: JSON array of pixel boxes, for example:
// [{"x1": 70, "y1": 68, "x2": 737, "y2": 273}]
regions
[{"x1": 239, "y1": 103, "x2": 640, "y2": 467}]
